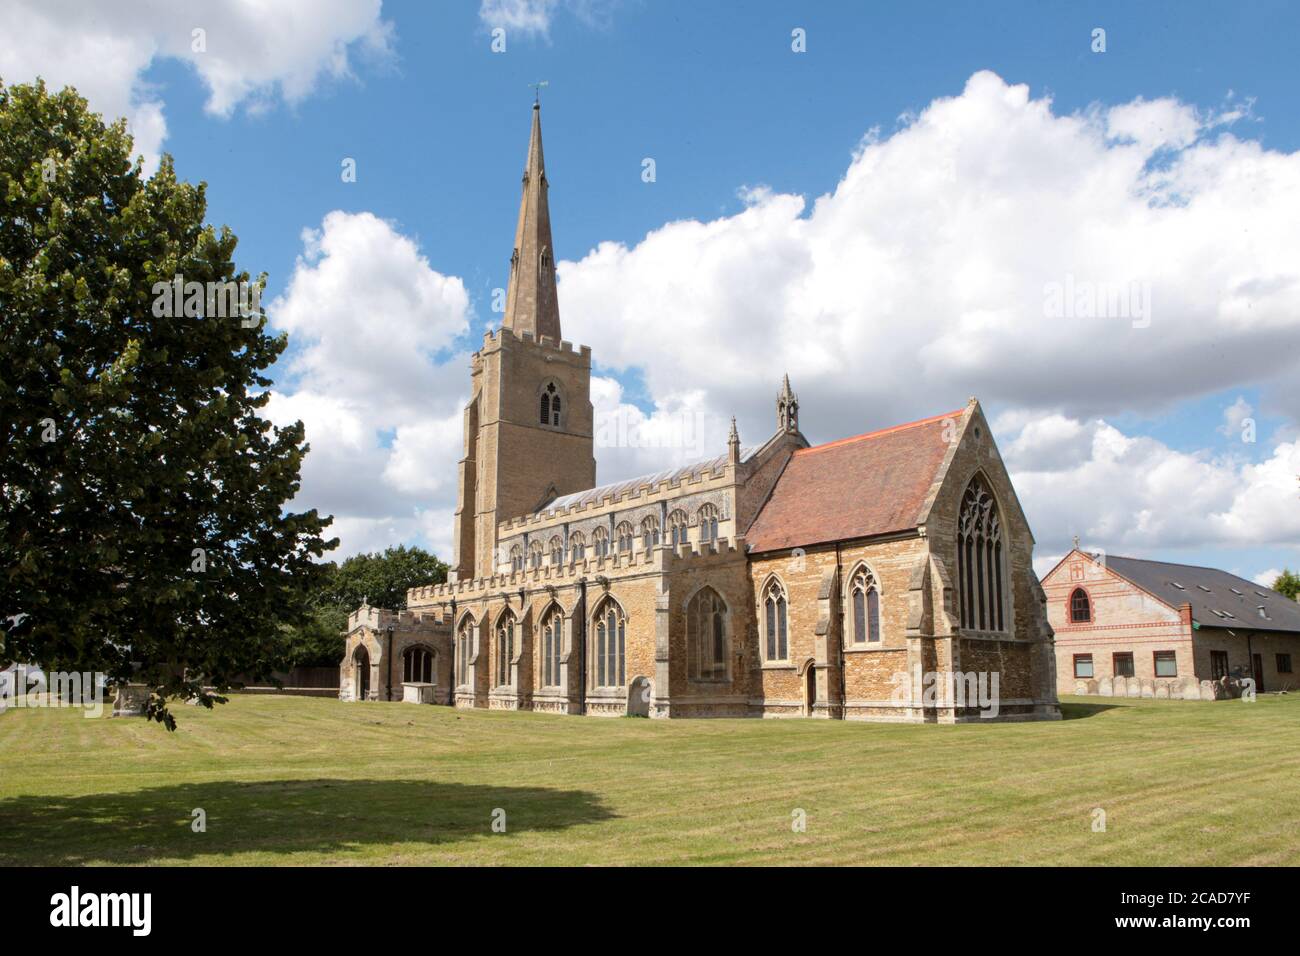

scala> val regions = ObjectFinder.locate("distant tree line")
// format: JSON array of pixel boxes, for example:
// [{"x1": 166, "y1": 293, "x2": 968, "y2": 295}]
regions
[{"x1": 278, "y1": 546, "x2": 448, "y2": 667}]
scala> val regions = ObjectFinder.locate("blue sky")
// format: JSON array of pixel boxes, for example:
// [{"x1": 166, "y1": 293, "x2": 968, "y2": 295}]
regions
[
  {"x1": 155, "y1": 0, "x2": 1300, "y2": 342},
  {"x1": 3, "y1": 0, "x2": 1298, "y2": 583}
]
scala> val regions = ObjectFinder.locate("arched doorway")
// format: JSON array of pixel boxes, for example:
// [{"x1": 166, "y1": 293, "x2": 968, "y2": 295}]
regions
[
  {"x1": 800, "y1": 658, "x2": 817, "y2": 716},
  {"x1": 354, "y1": 645, "x2": 371, "y2": 701}
]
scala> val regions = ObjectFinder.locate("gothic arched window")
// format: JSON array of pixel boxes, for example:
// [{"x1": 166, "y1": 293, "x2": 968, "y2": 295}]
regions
[
  {"x1": 570, "y1": 532, "x2": 586, "y2": 562},
  {"x1": 616, "y1": 522, "x2": 634, "y2": 554},
  {"x1": 403, "y1": 646, "x2": 434, "y2": 684},
  {"x1": 456, "y1": 615, "x2": 474, "y2": 686},
  {"x1": 541, "y1": 605, "x2": 563, "y2": 687},
  {"x1": 593, "y1": 526, "x2": 610, "y2": 558},
  {"x1": 640, "y1": 516, "x2": 660, "y2": 552},
  {"x1": 956, "y1": 475, "x2": 1008, "y2": 633},
  {"x1": 668, "y1": 510, "x2": 688, "y2": 547},
  {"x1": 1070, "y1": 587, "x2": 1092, "y2": 624},
  {"x1": 697, "y1": 504, "x2": 719, "y2": 543},
  {"x1": 509, "y1": 544, "x2": 524, "y2": 573},
  {"x1": 540, "y1": 382, "x2": 561, "y2": 427},
  {"x1": 548, "y1": 535, "x2": 563, "y2": 567},
  {"x1": 763, "y1": 577, "x2": 789, "y2": 662},
  {"x1": 849, "y1": 565, "x2": 880, "y2": 644},
  {"x1": 592, "y1": 597, "x2": 626, "y2": 688},
  {"x1": 527, "y1": 541, "x2": 543, "y2": 570},
  {"x1": 495, "y1": 612, "x2": 515, "y2": 688},
  {"x1": 687, "y1": 587, "x2": 728, "y2": 681}
]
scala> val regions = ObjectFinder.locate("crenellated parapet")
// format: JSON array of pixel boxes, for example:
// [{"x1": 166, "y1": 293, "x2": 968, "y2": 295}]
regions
[
  {"x1": 407, "y1": 535, "x2": 749, "y2": 608},
  {"x1": 474, "y1": 325, "x2": 591, "y2": 365},
  {"x1": 499, "y1": 460, "x2": 736, "y2": 535},
  {"x1": 346, "y1": 604, "x2": 454, "y2": 634}
]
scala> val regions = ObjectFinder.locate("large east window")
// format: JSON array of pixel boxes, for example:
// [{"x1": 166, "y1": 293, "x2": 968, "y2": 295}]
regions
[{"x1": 956, "y1": 475, "x2": 1008, "y2": 634}]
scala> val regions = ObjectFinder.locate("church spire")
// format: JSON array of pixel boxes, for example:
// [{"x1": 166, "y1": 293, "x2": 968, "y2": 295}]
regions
[{"x1": 503, "y1": 101, "x2": 562, "y2": 342}]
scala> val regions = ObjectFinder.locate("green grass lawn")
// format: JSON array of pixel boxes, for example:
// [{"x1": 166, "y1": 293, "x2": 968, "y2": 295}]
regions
[{"x1": 2, "y1": 692, "x2": 1298, "y2": 866}]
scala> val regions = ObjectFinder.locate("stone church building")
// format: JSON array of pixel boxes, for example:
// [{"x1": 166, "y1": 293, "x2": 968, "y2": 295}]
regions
[{"x1": 340, "y1": 103, "x2": 1061, "y2": 723}]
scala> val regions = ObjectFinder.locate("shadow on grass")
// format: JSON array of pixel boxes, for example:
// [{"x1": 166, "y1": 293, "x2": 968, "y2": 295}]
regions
[
  {"x1": 0, "y1": 778, "x2": 616, "y2": 865},
  {"x1": 1060, "y1": 701, "x2": 1121, "y2": 720}
]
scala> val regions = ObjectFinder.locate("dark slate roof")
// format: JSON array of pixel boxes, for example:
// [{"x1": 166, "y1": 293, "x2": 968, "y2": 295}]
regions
[
  {"x1": 538, "y1": 446, "x2": 760, "y2": 515},
  {"x1": 745, "y1": 409, "x2": 961, "y2": 553},
  {"x1": 1105, "y1": 555, "x2": 1300, "y2": 634}
]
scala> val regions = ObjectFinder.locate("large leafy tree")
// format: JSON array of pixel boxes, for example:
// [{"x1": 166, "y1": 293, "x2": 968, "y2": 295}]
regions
[{"x1": 0, "y1": 79, "x2": 336, "y2": 728}]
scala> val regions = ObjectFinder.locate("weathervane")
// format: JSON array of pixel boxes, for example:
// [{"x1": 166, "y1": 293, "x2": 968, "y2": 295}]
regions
[{"x1": 529, "y1": 79, "x2": 549, "y2": 103}]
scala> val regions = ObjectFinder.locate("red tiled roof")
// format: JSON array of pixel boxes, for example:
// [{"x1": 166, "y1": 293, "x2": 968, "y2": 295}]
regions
[{"x1": 745, "y1": 409, "x2": 963, "y2": 553}]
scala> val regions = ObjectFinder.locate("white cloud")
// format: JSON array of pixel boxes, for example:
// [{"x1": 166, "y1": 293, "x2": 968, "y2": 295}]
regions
[
  {"x1": 558, "y1": 71, "x2": 1300, "y2": 448},
  {"x1": 1217, "y1": 395, "x2": 1253, "y2": 438},
  {"x1": 480, "y1": 0, "x2": 560, "y2": 35},
  {"x1": 265, "y1": 212, "x2": 472, "y2": 560},
  {"x1": 1253, "y1": 568, "x2": 1282, "y2": 587},
  {"x1": 263, "y1": 71, "x2": 1300, "y2": 573},
  {"x1": 479, "y1": 0, "x2": 619, "y2": 37},
  {"x1": 0, "y1": 0, "x2": 392, "y2": 171},
  {"x1": 1010, "y1": 416, "x2": 1300, "y2": 564}
]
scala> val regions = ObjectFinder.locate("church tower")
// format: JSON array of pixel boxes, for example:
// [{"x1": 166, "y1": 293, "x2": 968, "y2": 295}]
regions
[{"x1": 451, "y1": 102, "x2": 596, "y2": 580}]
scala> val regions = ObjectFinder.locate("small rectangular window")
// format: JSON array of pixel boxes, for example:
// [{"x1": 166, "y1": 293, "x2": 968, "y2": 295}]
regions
[
  {"x1": 1073, "y1": 654, "x2": 1094, "y2": 679},
  {"x1": 1210, "y1": 650, "x2": 1229, "y2": 680},
  {"x1": 1112, "y1": 652, "x2": 1134, "y2": 678},
  {"x1": 1154, "y1": 651, "x2": 1178, "y2": 678},
  {"x1": 1278, "y1": 654, "x2": 1293, "y2": 674}
]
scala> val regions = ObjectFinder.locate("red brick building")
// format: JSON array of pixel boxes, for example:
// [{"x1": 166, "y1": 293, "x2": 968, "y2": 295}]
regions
[{"x1": 1043, "y1": 549, "x2": 1300, "y2": 699}]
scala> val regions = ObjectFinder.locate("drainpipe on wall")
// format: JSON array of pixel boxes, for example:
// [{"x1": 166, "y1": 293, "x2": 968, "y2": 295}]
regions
[
  {"x1": 579, "y1": 574, "x2": 590, "y2": 717},
  {"x1": 448, "y1": 598, "x2": 457, "y2": 706},
  {"x1": 836, "y1": 542, "x2": 846, "y2": 720},
  {"x1": 385, "y1": 623, "x2": 395, "y2": 701},
  {"x1": 1246, "y1": 631, "x2": 1255, "y2": 690}
]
